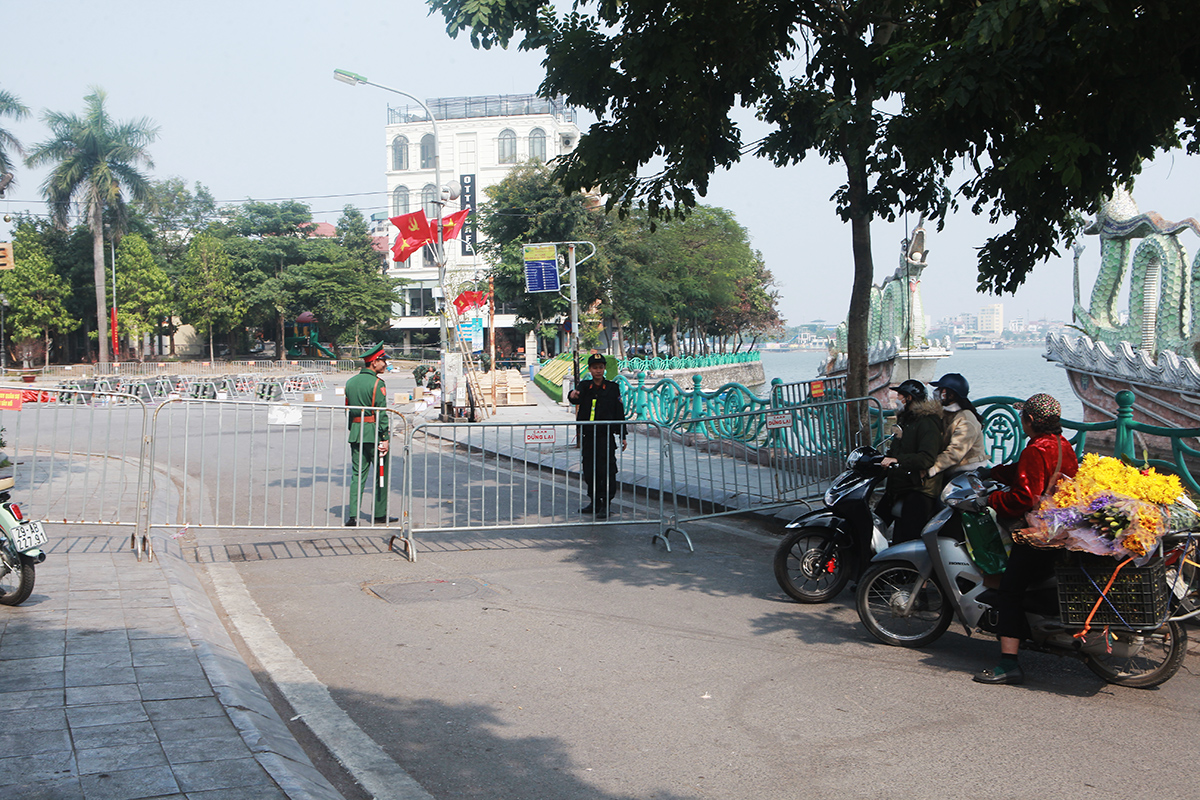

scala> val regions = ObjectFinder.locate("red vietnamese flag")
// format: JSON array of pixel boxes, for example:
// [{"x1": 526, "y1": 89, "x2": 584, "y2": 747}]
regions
[
  {"x1": 452, "y1": 290, "x2": 486, "y2": 315},
  {"x1": 391, "y1": 235, "x2": 423, "y2": 263},
  {"x1": 439, "y1": 209, "x2": 470, "y2": 241},
  {"x1": 389, "y1": 210, "x2": 433, "y2": 245}
]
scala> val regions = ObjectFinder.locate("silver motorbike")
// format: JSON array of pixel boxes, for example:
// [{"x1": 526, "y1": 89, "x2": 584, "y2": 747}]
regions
[{"x1": 855, "y1": 471, "x2": 1191, "y2": 688}]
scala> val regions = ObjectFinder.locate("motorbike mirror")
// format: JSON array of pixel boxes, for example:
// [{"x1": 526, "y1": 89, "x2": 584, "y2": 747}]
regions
[{"x1": 968, "y1": 473, "x2": 986, "y2": 494}]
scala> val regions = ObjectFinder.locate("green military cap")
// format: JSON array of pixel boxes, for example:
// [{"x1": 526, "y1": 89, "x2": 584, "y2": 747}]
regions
[{"x1": 360, "y1": 342, "x2": 388, "y2": 363}]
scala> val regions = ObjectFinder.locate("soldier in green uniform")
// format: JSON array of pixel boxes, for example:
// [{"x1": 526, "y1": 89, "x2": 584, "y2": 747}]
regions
[{"x1": 344, "y1": 343, "x2": 397, "y2": 526}]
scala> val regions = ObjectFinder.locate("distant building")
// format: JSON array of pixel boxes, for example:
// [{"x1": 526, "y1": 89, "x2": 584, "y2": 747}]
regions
[
  {"x1": 381, "y1": 94, "x2": 582, "y2": 357},
  {"x1": 979, "y1": 303, "x2": 1004, "y2": 336}
]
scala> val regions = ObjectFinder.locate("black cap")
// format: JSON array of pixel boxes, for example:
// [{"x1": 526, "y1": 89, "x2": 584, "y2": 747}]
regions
[
  {"x1": 889, "y1": 379, "x2": 927, "y2": 401},
  {"x1": 587, "y1": 353, "x2": 607, "y2": 367}
]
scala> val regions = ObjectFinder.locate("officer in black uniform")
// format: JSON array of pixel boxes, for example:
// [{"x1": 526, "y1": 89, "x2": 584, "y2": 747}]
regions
[{"x1": 568, "y1": 353, "x2": 627, "y2": 518}]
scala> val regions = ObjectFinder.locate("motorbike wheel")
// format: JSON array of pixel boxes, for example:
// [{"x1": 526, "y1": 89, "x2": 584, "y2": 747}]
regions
[
  {"x1": 0, "y1": 550, "x2": 35, "y2": 606},
  {"x1": 773, "y1": 526, "x2": 854, "y2": 603},
  {"x1": 856, "y1": 561, "x2": 953, "y2": 648},
  {"x1": 1084, "y1": 620, "x2": 1187, "y2": 688}
]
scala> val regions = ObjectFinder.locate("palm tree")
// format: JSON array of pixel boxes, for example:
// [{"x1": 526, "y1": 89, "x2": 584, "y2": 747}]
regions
[
  {"x1": 25, "y1": 88, "x2": 158, "y2": 363},
  {"x1": 0, "y1": 87, "x2": 30, "y2": 181}
]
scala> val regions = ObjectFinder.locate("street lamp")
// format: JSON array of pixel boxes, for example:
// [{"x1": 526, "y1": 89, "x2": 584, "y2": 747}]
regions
[{"x1": 334, "y1": 68, "x2": 457, "y2": 420}]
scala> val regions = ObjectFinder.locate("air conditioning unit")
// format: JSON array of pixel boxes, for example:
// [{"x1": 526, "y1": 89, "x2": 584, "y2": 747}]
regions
[{"x1": 561, "y1": 135, "x2": 573, "y2": 148}]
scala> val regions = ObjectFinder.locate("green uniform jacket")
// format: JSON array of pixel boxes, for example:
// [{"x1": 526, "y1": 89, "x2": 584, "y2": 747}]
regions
[{"x1": 345, "y1": 367, "x2": 389, "y2": 443}]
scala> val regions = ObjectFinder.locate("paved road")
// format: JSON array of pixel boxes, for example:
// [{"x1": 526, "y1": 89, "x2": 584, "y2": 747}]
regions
[{"x1": 201, "y1": 512, "x2": 1200, "y2": 800}]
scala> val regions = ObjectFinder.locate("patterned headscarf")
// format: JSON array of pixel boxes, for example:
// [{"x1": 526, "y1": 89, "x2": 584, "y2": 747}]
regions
[{"x1": 1016, "y1": 393, "x2": 1061, "y2": 426}]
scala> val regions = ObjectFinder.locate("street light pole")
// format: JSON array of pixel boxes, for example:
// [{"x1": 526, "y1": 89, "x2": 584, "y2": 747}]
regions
[
  {"x1": 334, "y1": 68, "x2": 456, "y2": 420},
  {"x1": 0, "y1": 293, "x2": 7, "y2": 375}
]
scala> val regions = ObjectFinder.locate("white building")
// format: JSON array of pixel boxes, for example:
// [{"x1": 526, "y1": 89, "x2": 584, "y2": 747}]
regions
[
  {"x1": 381, "y1": 94, "x2": 582, "y2": 359},
  {"x1": 978, "y1": 303, "x2": 1004, "y2": 336}
]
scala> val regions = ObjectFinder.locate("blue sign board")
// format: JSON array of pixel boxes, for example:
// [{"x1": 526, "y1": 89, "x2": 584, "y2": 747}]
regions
[{"x1": 523, "y1": 244, "x2": 561, "y2": 293}]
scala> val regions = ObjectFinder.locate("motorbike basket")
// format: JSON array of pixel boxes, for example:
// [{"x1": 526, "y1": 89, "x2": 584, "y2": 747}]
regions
[{"x1": 1055, "y1": 553, "x2": 1169, "y2": 628}]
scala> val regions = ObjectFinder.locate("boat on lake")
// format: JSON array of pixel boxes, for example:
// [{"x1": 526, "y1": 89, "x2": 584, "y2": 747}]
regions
[{"x1": 1047, "y1": 190, "x2": 1200, "y2": 442}]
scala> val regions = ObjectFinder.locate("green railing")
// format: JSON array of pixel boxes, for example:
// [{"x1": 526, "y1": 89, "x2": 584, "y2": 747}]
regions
[
  {"x1": 618, "y1": 351, "x2": 761, "y2": 372},
  {"x1": 978, "y1": 390, "x2": 1200, "y2": 494}
]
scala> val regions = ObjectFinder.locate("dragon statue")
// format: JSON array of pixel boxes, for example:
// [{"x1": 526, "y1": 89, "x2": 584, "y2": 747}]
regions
[
  {"x1": 830, "y1": 217, "x2": 939, "y2": 359},
  {"x1": 1071, "y1": 188, "x2": 1200, "y2": 359}
]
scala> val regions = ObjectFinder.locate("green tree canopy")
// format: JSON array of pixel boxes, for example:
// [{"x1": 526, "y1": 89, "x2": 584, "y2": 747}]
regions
[
  {"x1": 179, "y1": 233, "x2": 243, "y2": 359},
  {"x1": 113, "y1": 233, "x2": 172, "y2": 357},
  {"x1": 0, "y1": 234, "x2": 78, "y2": 366}
]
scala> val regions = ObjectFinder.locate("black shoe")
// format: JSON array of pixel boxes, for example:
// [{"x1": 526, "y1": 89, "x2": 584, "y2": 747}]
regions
[
  {"x1": 593, "y1": 507, "x2": 608, "y2": 519},
  {"x1": 374, "y1": 516, "x2": 399, "y2": 524},
  {"x1": 344, "y1": 518, "x2": 357, "y2": 527},
  {"x1": 580, "y1": 504, "x2": 595, "y2": 514},
  {"x1": 972, "y1": 665, "x2": 1024, "y2": 685}
]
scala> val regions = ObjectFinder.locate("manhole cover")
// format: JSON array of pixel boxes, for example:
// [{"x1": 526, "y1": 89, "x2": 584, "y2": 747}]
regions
[{"x1": 369, "y1": 578, "x2": 495, "y2": 604}]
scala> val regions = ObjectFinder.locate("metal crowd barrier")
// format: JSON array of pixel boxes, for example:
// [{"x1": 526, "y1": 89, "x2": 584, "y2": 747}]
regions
[
  {"x1": 0, "y1": 383, "x2": 150, "y2": 553},
  {"x1": 143, "y1": 399, "x2": 410, "y2": 560},
  {"x1": 658, "y1": 396, "x2": 883, "y2": 548},
  {"x1": 400, "y1": 419, "x2": 672, "y2": 558}
]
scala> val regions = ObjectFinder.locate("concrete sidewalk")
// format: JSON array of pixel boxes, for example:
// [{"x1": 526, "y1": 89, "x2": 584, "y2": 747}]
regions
[{"x1": 0, "y1": 529, "x2": 345, "y2": 800}]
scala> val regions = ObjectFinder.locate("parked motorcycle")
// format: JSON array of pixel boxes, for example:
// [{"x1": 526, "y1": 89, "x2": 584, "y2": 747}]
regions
[
  {"x1": 773, "y1": 444, "x2": 891, "y2": 603},
  {"x1": 0, "y1": 479, "x2": 48, "y2": 606},
  {"x1": 855, "y1": 471, "x2": 1189, "y2": 688}
]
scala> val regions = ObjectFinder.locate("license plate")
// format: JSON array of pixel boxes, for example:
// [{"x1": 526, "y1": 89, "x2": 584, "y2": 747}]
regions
[{"x1": 12, "y1": 520, "x2": 47, "y2": 552}]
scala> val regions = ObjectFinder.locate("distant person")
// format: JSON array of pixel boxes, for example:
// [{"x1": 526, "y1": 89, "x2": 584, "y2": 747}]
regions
[
  {"x1": 568, "y1": 353, "x2": 627, "y2": 518},
  {"x1": 927, "y1": 373, "x2": 990, "y2": 482},
  {"x1": 974, "y1": 393, "x2": 1078, "y2": 685},
  {"x1": 344, "y1": 343, "x2": 397, "y2": 527},
  {"x1": 878, "y1": 379, "x2": 943, "y2": 544}
]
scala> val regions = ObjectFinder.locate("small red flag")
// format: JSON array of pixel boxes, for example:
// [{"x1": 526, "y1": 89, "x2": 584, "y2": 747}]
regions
[
  {"x1": 391, "y1": 236, "x2": 423, "y2": 263},
  {"x1": 389, "y1": 210, "x2": 433, "y2": 245},
  {"x1": 440, "y1": 209, "x2": 470, "y2": 241}
]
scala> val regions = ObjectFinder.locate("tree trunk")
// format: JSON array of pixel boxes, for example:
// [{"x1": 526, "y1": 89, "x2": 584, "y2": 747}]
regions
[
  {"x1": 276, "y1": 315, "x2": 286, "y2": 360},
  {"x1": 91, "y1": 200, "x2": 110, "y2": 364},
  {"x1": 670, "y1": 321, "x2": 679, "y2": 358},
  {"x1": 648, "y1": 320, "x2": 658, "y2": 358},
  {"x1": 845, "y1": 152, "x2": 873, "y2": 403}
]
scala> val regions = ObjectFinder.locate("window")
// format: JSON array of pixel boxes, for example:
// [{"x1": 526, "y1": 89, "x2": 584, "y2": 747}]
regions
[
  {"x1": 420, "y1": 134, "x2": 436, "y2": 169},
  {"x1": 422, "y1": 243, "x2": 437, "y2": 268},
  {"x1": 402, "y1": 288, "x2": 435, "y2": 317},
  {"x1": 529, "y1": 128, "x2": 546, "y2": 162},
  {"x1": 421, "y1": 184, "x2": 438, "y2": 219},
  {"x1": 498, "y1": 129, "x2": 517, "y2": 164},
  {"x1": 391, "y1": 186, "x2": 409, "y2": 217},
  {"x1": 391, "y1": 136, "x2": 408, "y2": 171}
]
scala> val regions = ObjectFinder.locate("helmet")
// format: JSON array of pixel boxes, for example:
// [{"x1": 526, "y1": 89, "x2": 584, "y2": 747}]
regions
[
  {"x1": 890, "y1": 379, "x2": 926, "y2": 401},
  {"x1": 930, "y1": 373, "x2": 970, "y2": 401}
]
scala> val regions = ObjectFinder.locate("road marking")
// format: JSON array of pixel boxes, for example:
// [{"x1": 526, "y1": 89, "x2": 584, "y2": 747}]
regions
[{"x1": 207, "y1": 562, "x2": 434, "y2": 800}]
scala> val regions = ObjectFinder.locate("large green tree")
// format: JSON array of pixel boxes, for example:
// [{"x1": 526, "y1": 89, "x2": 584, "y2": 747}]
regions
[
  {"x1": 179, "y1": 233, "x2": 243, "y2": 359},
  {"x1": 25, "y1": 88, "x2": 159, "y2": 363},
  {"x1": 433, "y1": 0, "x2": 1200, "y2": 399},
  {"x1": 0, "y1": 87, "x2": 30, "y2": 183},
  {"x1": 431, "y1": 0, "x2": 947, "y2": 399},
  {"x1": 892, "y1": 0, "x2": 1200, "y2": 293},
  {"x1": 0, "y1": 236, "x2": 78, "y2": 366},
  {"x1": 113, "y1": 234, "x2": 172, "y2": 358}
]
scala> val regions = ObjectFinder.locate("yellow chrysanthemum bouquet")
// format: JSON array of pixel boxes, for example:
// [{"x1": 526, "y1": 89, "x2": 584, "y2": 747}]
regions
[{"x1": 1018, "y1": 454, "x2": 1193, "y2": 560}]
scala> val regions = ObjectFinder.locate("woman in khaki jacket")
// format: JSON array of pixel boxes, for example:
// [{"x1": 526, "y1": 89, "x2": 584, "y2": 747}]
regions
[{"x1": 927, "y1": 373, "x2": 989, "y2": 481}]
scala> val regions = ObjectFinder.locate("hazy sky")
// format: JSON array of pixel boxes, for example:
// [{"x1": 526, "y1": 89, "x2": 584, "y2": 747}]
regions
[{"x1": 4, "y1": 0, "x2": 1199, "y2": 328}]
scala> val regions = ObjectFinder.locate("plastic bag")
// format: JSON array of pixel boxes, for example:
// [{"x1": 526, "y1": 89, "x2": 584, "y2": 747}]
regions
[{"x1": 962, "y1": 509, "x2": 1009, "y2": 575}]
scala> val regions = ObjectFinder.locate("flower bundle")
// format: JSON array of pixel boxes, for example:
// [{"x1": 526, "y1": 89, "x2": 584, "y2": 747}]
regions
[{"x1": 1018, "y1": 454, "x2": 1188, "y2": 559}]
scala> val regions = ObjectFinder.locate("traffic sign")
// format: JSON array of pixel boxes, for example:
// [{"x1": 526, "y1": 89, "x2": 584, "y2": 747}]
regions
[{"x1": 523, "y1": 244, "x2": 560, "y2": 293}]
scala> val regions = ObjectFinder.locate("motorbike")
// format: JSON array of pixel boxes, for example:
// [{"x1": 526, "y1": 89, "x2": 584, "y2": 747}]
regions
[
  {"x1": 855, "y1": 471, "x2": 1190, "y2": 688},
  {"x1": 773, "y1": 444, "x2": 892, "y2": 603},
  {"x1": 0, "y1": 478, "x2": 48, "y2": 606}
]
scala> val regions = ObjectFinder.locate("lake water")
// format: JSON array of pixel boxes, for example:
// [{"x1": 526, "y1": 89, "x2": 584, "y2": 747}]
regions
[{"x1": 757, "y1": 346, "x2": 1084, "y2": 420}]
